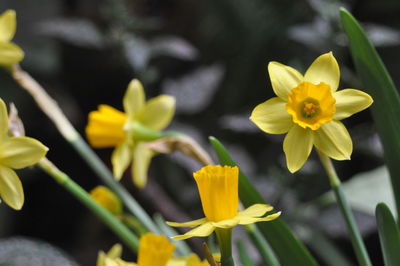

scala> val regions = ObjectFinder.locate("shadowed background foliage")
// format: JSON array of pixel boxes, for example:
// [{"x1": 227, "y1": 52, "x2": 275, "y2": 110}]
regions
[{"x1": 0, "y1": 0, "x2": 400, "y2": 265}]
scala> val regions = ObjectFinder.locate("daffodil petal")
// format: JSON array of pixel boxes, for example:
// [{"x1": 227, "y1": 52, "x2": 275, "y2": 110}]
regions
[
  {"x1": 283, "y1": 125, "x2": 313, "y2": 173},
  {"x1": 107, "y1": 244, "x2": 123, "y2": 259},
  {"x1": 166, "y1": 217, "x2": 207, "y2": 228},
  {"x1": 250, "y1": 97, "x2": 293, "y2": 134},
  {"x1": 0, "y1": 99, "x2": 8, "y2": 139},
  {"x1": 334, "y1": 89, "x2": 373, "y2": 120},
  {"x1": 212, "y1": 219, "x2": 239, "y2": 228},
  {"x1": 237, "y1": 204, "x2": 273, "y2": 217},
  {"x1": 137, "y1": 95, "x2": 175, "y2": 131},
  {"x1": 268, "y1": 61, "x2": 303, "y2": 101},
  {"x1": 171, "y1": 222, "x2": 215, "y2": 240},
  {"x1": 313, "y1": 121, "x2": 352, "y2": 160},
  {"x1": 123, "y1": 79, "x2": 145, "y2": 116},
  {"x1": 304, "y1": 52, "x2": 339, "y2": 92},
  {"x1": 238, "y1": 212, "x2": 281, "y2": 225},
  {"x1": 132, "y1": 142, "x2": 154, "y2": 188},
  {"x1": 0, "y1": 137, "x2": 48, "y2": 169},
  {"x1": 0, "y1": 165, "x2": 24, "y2": 210},
  {"x1": 0, "y1": 41, "x2": 24, "y2": 66},
  {"x1": 111, "y1": 141, "x2": 132, "y2": 180},
  {"x1": 0, "y1": 10, "x2": 16, "y2": 42}
]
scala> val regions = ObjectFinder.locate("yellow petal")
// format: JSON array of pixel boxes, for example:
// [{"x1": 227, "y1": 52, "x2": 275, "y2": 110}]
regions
[
  {"x1": 283, "y1": 125, "x2": 313, "y2": 173},
  {"x1": 166, "y1": 217, "x2": 207, "y2": 228},
  {"x1": 268, "y1": 61, "x2": 303, "y2": 101},
  {"x1": 333, "y1": 89, "x2": 373, "y2": 120},
  {"x1": 238, "y1": 212, "x2": 281, "y2": 225},
  {"x1": 237, "y1": 204, "x2": 273, "y2": 218},
  {"x1": 304, "y1": 52, "x2": 339, "y2": 92},
  {"x1": 0, "y1": 99, "x2": 8, "y2": 139},
  {"x1": 212, "y1": 219, "x2": 239, "y2": 228},
  {"x1": 0, "y1": 10, "x2": 16, "y2": 42},
  {"x1": 107, "y1": 244, "x2": 123, "y2": 259},
  {"x1": 250, "y1": 97, "x2": 293, "y2": 134},
  {"x1": 86, "y1": 105, "x2": 127, "y2": 148},
  {"x1": 0, "y1": 41, "x2": 24, "y2": 66},
  {"x1": 0, "y1": 137, "x2": 48, "y2": 169},
  {"x1": 137, "y1": 95, "x2": 175, "y2": 130},
  {"x1": 123, "y1": 79, "x2": 145, "y2": 116},
  {"x1": 171, "y1": 222, "x2": 215, "y2": 240},
  {"x1": 111, "y1": 141, "x2": 132, "y2": 180},
  {"x1": 313, "y1": 121, "x2": 352, "y2": 160},
  {"x1": 132, "y1": 142, "x2": 154, "y2": 188},
  {"x1": 0, "y1": 165, "x2": 24, "y2": 210}
]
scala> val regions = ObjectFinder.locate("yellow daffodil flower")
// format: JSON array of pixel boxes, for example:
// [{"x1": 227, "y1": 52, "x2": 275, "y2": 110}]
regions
[
  {"x1": 250, "y1": 52, "x2": 373, "y2": 173},
  {"x1": 0, "y1": 98, "x2": 48, "y2": 209},
  {"x1": 90, "y1": 185, "x2": 122, "y2": 216},
  {"x1": 86, "y1": 79, "x2": 175, "y2": 188},
  {"x1": 167, "y1": 254, "x2": 210, "y2": 266},
  {"x1": 97, "y1": 233, "x2": 175, "y2": 266},
  {"x1": 0, "y1": 10, "x2": 24, "y2": 66},
  {"x1": 167, "y1": 165, "x2": 280, "y2": 240}
]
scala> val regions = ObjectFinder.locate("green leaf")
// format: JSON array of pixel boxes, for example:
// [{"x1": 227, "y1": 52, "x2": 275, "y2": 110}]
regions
[
  {"x1": 237, "y1": 240, "x2": 256, "y2": 266},
  {"x1": 340, "y1": 8, "x2": 400, "y2": 218},
  {"x1": 376, "y1": 203, "x2": 400, "y2": 266},
  {"x1": 209, "y1": 136, "x2": 319, "y2": 266}
]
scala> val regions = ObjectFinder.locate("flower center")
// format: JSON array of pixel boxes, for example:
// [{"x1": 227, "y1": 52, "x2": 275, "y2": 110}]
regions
[{"x1": 286, "y1": 82, "x2": 336, "y2": 130}]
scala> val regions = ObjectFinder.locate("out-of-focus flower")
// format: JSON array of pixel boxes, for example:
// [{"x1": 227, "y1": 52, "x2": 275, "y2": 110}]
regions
[
  {"x1": 0, "y1": 10, "x2": 24, "y2": 66},
  {"x1": 167, "y1": 165, "x2": 280, "y2": 240},
  {"x1": 250, "y1": 52, "x2": 373, "y2": 173},
  {"x1": 97, "y1": 233, "x2": 175, "y2": 266},
  {"x1": 86, "y1": 79, "x2": 175, "y2": 188},
  {"x1": 167, "y1": 254, "x2": 209, "y2": 266},
  {"x1": 0, "y1": 98, "x2": 48, "y2": 210},
  {"x1": 90, "y1": 185, "x2": 122, "y2": 216}
]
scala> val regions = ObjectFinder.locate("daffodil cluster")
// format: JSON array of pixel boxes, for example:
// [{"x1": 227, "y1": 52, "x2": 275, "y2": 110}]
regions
[
  {"x1": 0, "y1": 10, "x2": 24, "y2": 66},
  {"x1": 97, "y1": 233, "x2": 208, "y2": 266},
  {"x1": 0, "y1": 98, "x2": 48, "y2": 209},
  {"x1": 86, "y1": 79, "x2": 175, "y2": 188},
  {"x1": 250, "y1": 52, "x2": 373, "y2": 172},
  {"x1": 167, "y1": 165, "x2": 280, "y2": 240}
]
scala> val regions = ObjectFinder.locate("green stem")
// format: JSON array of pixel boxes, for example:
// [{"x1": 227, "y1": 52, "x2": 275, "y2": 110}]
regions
[
  {"x1": 71, "y1": 137, "x2": 162, "y2": 235},
  {"x1": 215, "y1": 228, "x2": 235, "y2": 266},
  {"x1": 38, "y1": 158, "x2": 139, "y2": 251},
  {"x1": 237, "y1": 240, "x2": 256, "y2": 266},
  {"x1": 244, "y1": 224, "x2": 280, "y2": 266},
  {"x1": 317, "y1": 151, "x2": 372, "y2": 266}
]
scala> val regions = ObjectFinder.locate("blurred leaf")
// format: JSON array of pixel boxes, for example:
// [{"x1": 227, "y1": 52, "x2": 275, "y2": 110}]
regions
[
  {"x1": 123, "y1": 35, "x2": 151, "y2": 72},
  {"x1": 37, "y1": 18, "x2": 104, "y2": 48},
  {"x1": 376, "y1": 203, "x2": 400, "y2": 266},
  {"x1": 162, "y1": 65, "x2": 224, "y2": 114},
  {"x1": 0, "y1": 237, "x2": 78, "y2": 266},
  {"x1": 149, "y1": 36, "x2": 199, "y2": 61},
  {"x1": 320, "y1": 166, "x2": 395, "y2": 216},
  {"x1": 237, "y1": 240, "x2": 256, "y2": 266},
  {"x1": 363, "y1": 24, "x2": 400, "y2": 47},
  {"x1": 209, "y1": 137, "x2": 319, "y2": 266},
  {"x1": 340, "y1": 8, "x2": 400, "y2": 218}
]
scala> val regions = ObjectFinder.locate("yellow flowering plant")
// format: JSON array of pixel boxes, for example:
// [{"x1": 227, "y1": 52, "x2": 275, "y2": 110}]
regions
[
  {"x1": 167, "y1": 165, "x2": 280, "y2": 239},
  {"x1": 0, "y1": 98, "x2": 48, "y2": 210},
  {"x1": 86, "y1": 79, "x2": 175, "y2": 188},
  {"x1": 250, "y1": 52, "x2": 373, "y2": 173},
  {"x1": 0, "y1": 9, "x2": 24, "y2": 66}
]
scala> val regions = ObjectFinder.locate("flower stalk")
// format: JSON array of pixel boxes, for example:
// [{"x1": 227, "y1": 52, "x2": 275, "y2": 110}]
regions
[
  {"x1": 215, "y1": 228, "x2": 234, "y2": 266},
  {"x1": 38, "y1": 157, "x2": 139, "y2": 251},
  {"x1": 317, "y1": 151, "x2": 371, "y2": 266}
]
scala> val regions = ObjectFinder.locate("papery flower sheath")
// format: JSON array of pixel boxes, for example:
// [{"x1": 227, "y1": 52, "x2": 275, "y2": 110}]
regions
[
  {"x1": 0, "y1": 10, "x2": 24, "y2": 66},
  {"x1": 86, "y1": 79, "x2": 175, "y2": 188},
  {"x1": 167, "y1": 165, "x2": 280, "y2": 240},
  {"x1": 0, "y1": 98, "x2": 48, "y2": 209},
  {"x1": 250, "y1": 52, "x2": 373, "y2": 173}
]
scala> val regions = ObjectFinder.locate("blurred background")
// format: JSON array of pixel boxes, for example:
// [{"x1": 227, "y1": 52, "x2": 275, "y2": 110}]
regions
[{"x1": 0, "y1": 0, "x2": 400, "y2": 265}]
